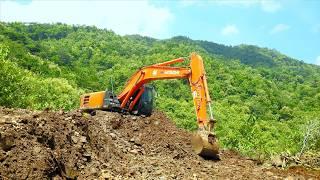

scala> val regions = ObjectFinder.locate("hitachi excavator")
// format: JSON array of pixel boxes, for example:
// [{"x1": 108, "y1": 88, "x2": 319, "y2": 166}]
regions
[{"x1": 80, "y1": 53, "x2": 219, "y2": 158}]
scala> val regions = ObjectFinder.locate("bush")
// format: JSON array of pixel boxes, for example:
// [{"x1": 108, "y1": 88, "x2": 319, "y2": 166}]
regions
[{"x1": 0, "y1": 45, "x2": 81, "y2": 110}]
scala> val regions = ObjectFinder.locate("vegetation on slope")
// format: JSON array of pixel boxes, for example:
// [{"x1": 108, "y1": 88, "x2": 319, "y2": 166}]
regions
[{"x1": 0, "y1": 22, "x2": 319, "y2": 158}]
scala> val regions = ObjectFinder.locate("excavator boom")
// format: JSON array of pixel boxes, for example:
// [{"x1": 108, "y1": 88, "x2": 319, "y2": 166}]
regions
[{"x1": 80, "y1": 53, "x2": 219, "y2": 158}]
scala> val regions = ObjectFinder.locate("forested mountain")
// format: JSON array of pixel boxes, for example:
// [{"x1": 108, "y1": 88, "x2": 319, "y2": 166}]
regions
[{"x1": 0, "y1": 22, "x2": 319, "y2": 158}]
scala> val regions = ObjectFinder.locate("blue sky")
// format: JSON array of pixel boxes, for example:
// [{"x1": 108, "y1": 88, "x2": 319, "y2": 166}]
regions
[{"x1": 0, "y1": 0, "x2": 319, "y2": 65}]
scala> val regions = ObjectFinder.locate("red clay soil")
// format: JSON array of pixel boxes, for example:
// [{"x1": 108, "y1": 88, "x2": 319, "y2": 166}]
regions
[{"x1": 0, "y1": 107, "x2": 319, "y2": 179}]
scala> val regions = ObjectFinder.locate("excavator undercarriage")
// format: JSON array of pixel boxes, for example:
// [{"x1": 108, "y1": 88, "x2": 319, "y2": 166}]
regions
[
  {"x1": 80, "y1": 85, "x2": 154, "y2": 116},
  {"x1": 80, "y1": 53, "x2": 219, "y2": 158}
]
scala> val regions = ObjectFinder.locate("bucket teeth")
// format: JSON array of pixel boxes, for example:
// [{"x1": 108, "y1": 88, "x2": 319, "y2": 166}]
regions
[{"x1": 191, "y1": 130, "x2": 219, "y2": 159}]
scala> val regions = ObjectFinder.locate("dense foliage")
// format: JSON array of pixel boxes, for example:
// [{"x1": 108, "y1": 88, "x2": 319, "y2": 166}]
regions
[{"x1": 0, "y1": 22, "x2": 319, "y2": 158}]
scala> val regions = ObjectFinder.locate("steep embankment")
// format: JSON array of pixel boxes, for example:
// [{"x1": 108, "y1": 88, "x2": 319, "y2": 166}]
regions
[{"x1": 0, "y1": 107, "x2": 319, "y2": 179}]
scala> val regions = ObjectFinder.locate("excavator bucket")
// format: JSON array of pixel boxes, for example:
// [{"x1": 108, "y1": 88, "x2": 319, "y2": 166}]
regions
[{"x1": 191, "y1": 130, "x2": 219, "y2": 159}]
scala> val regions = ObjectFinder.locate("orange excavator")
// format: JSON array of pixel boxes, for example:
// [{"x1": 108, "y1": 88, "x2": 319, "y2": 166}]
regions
[{"x1": 80, "y1": 53, "x2": 219, "y2": 158}]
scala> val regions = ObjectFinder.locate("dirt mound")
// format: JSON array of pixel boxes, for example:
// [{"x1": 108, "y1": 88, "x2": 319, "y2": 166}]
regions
[{"x1": 0, "y1": 107, "x2": 319, "y2": 179}]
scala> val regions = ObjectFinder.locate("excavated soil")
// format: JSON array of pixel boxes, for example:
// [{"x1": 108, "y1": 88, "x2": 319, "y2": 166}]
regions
[{"x1": 0, "y1": 107, "x2": 319, "y2": 179}]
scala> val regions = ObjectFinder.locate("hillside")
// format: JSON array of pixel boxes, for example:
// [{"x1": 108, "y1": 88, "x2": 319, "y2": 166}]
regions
[
  {"x1": 0, "y1": 108, "x2": 320, "y2": 179},
  {"x1": 0, "y1": 22, "x2": 319, "y2": 159},
  {"x1": 1, "y1": 107, "x2": 319, "y2": 179}
]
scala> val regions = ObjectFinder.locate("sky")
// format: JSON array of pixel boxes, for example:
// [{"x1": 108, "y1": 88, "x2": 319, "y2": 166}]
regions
[{"x1": 0, "y1": 0, "x2": 319, "y2": 65}]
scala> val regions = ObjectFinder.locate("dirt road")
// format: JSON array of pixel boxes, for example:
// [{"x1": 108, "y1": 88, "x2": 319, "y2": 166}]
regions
[{"x1": 0, "y1": 107, "x2": 319, "y2": 179}]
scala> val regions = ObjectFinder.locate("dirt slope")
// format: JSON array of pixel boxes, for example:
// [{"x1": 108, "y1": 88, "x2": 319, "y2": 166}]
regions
[{"x1": 0, "y1": 107, "x2": 319, "y2": 179}]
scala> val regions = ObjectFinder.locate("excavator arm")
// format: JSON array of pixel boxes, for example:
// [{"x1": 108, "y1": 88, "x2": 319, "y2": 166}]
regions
[
  {"x1": 80, "y1": 53, "x2": 219, "y2": 158},
  {"x1": 117, "y1": 62, "x2": 190, "y2": 110},
  {"x1": 118, "y1": 53, "x2": 213, "y2": 128}
]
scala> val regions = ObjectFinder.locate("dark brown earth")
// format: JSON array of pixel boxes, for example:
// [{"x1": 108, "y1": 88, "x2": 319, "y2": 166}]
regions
[{"x1": 0, "y1": 107, "x2": 319, "y2": 179}]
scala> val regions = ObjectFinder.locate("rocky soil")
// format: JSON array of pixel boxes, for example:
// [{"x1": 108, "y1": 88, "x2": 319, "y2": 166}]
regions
[{"x1": 0, "y1": 107, "x2": 319, "y2": 179}]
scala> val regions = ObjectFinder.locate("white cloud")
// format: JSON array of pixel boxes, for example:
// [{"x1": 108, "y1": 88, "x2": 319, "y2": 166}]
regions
[
  {"x1": 211, "y1": 0, "x2": 282, "y2": 13},
  {"x1": 179, "y1": 0, "x2": 199, "y2": 7},
  {"x1": 270, "y1": 24, "x2": 290, "y2": 34},
  {"x1": 260, "y1": 1, "x2": 281, "y2": 13},
  {"x1": 221, "y1": 25, "x2": 239, "y2": 36},
  {"x1": 316, "y1": 56, "x2": 320, "y2": 65},
  {"x1": 0, "y1": 0, "x2": 174, "y2": 38},
  {"x1": 215, "y1": 0, "x2": 258, "y2": 7}
]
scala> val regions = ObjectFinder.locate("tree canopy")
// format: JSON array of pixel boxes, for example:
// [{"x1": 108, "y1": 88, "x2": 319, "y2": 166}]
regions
[{"x1": 0, "y1": 22, "x2": 319, "y2": 158}]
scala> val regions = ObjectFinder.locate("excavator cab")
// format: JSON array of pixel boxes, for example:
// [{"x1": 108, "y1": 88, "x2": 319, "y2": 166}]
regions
[{"x1": 132, "y1": 85, "x2": 154, "y2": 116}]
